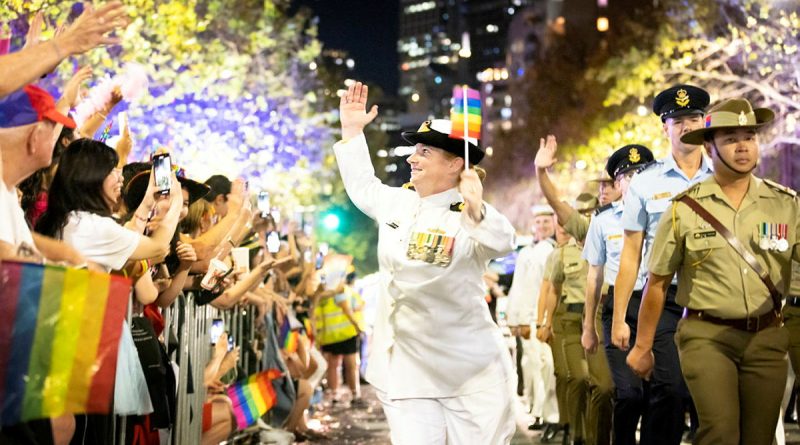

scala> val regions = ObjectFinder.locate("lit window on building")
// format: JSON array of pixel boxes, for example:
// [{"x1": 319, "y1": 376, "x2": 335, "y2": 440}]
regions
[{"x1": 404, "y1": 1, "x2": 436, "y2": 14}]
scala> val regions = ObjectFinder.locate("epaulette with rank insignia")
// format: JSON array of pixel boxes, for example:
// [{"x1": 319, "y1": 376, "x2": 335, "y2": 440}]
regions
[
  {"x1": 763, "y1": 179, "x2": 797, "y2": 197},
  {"x1": 671, "y1": 182, "x2": 701, "y2": 202},
  {"x1": 402, "y1": 182, "x2": 416, "y2": 191},
  {"x1": 450, "y1": 202, "x2": 465, "y2": 212},
  {"x1": 594, "y1": 203, "x2": 613, "y2": 216}
]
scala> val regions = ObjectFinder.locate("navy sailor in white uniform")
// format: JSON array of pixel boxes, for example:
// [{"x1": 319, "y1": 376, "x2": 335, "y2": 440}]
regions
[{"x1": 333, "y1": 81, "x2": 517, "y2": 444}]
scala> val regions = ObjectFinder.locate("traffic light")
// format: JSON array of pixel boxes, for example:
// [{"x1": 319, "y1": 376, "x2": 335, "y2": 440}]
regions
[{"x1": 322, "y1": 212, "x2": 341, "y2": 231}]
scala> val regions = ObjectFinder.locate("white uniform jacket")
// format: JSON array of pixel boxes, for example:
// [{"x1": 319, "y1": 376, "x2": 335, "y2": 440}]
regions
[
  {"x1": 505, "y1": 240, "x2": 555, "y2": 327},
  {"x1": 334, "y1": 134, "x2": 517, "y2": 400}
]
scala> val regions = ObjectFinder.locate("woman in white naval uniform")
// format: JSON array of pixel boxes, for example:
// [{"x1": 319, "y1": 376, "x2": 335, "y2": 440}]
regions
[{"x1": 334, "y1": 82, "x2": 517, "y2": 444}]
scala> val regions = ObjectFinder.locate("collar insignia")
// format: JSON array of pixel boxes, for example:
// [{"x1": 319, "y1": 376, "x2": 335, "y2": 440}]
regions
[
  {"x1": 675, "y1": 89, "x2": 690, "y2": 107},
  {"x1": 628, "y1": 148, "x2": 641, "y2": 163}
]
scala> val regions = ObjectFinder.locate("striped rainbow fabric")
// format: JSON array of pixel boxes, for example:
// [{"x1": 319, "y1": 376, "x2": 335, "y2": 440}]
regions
[
  {"x1": 227, "y1": 369, "x2": 282, "y2": 430},
  {"x1": 278, "y1": 317, "x2": 299, "y2": 354},
  {"x1": 450, "y1": 85, "x2": 482, "y2": 140},
  {"x1": 0, "y1": 261, "x2": 131, "y2": 426}
]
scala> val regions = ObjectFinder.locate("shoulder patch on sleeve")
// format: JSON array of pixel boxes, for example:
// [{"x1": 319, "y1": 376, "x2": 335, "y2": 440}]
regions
[
  {"x1": 594, "y1": 203, "x2": 613, "y2": 216},
  {"x1": 763, "y1": 179, "x2": 797, "y2": 197}
]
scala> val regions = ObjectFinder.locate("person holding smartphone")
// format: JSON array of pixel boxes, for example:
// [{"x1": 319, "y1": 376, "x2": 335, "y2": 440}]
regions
[
  {"x1": 334, "y1": 82, "x2": 517, "y2": 444},
  {"x1": 35, "y1": 139, "x2": 183, "y2": 442}
]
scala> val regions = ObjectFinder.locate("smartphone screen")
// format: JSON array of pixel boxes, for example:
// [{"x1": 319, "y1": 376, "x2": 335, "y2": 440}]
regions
[
  {"x1": 267, "y1": 231, "x2": 280, "y2": 253},
  {"x1": 152, "y1": 153, "x2": 172, "y2": 195},
  {"x1": 315, "y1": 252, "x2": 324, "y2": 270},
  {"x1": 209, "y1": 318, "x2": 224, "y2": 344},
  {"x1": 257, "y1": 191, "x2": 270, "y2": 216},
  {"x1": 227, "y1": 334, "x2": 234, "y2": 352}
]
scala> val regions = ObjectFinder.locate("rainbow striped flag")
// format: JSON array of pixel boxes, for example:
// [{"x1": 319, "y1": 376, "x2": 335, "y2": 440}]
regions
[
  {"x1": 227, "y1": 369, "x2": 282, "y2": 430},
  {"x1": 450, "y1": 85, "x2": 482, "y2": 140},
  {"x1": 278, "y1": 317, "x2": 299, "y2": 354},
  {"x1": 0, "y1": 261, "x2": 131, "y2": 426}
]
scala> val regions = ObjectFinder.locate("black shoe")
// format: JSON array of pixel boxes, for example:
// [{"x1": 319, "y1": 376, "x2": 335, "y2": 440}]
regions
[
  {"x1": 561, "y1": 424, "x2": 570, "y2": 445},
  {"x1": 528, "y1": 417, "x2": 544, "y2": 431}
]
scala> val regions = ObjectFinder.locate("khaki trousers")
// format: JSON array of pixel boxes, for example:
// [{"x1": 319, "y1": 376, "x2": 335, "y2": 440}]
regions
[
  {"x1": 551, "y1": 305, "x2": 569, "y2": 427},
  {"x1": 676, "y1": 318, "x2": 789, "y2": 445},
  {"x1": 558, "y1": 311, "x2": 588, "y2": 441},
  {"x1": 584, "y1": 311, "x2": 613, "y2": 445}
]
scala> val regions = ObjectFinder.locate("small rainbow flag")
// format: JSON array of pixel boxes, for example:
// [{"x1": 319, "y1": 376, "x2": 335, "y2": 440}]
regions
[
  {"x1": 227, "y1": 369, "x2": 282, "y2": 430},
  {"x1": 0, "y1": 261, "x2": 131, "y2": 426},
  {"x1": 278, "y1": 317, "x2": 299, "y2": 354},
  {"x1": 450, "y1": 85, "x2": 482, "y2": 141}
]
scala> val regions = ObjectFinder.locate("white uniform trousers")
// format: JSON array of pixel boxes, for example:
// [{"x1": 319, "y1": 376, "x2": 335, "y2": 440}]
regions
[
  {"x1": 520, "y1": 333, "x2": 559, "y2": 423},
  {"x1": 376, "y1": 382, "x2": 516, "y2": 445}
]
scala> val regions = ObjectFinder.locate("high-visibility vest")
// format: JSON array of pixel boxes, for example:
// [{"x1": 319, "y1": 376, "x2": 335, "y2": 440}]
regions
[{"x1": 314, "y1": 291, "x2": 358, "y2": 346}]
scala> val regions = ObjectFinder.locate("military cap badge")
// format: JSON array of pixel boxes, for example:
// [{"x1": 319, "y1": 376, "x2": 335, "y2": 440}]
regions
[
  {"x1": 675, "y1": 89, "x2": 690, "y2": 107},
  {"x1": 628, "y1": 148, "x2": 641, "y2": 163}
]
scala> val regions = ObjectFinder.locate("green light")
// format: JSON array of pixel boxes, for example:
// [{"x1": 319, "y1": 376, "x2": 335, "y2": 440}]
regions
[{"x1": 322, "y1": 213, "x2": 340, "y2": 231}]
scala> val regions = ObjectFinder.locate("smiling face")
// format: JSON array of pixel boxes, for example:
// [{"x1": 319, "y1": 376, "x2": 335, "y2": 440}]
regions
[
  {"x1": 406, "y1": 143, "x2": 463, "y2": 196},
  {"x1": 532, "y1": 214, "x2": 555, "y2": 241},
  {"x1": 101, "y1": 167, "x2": 124, "y2": 209}
]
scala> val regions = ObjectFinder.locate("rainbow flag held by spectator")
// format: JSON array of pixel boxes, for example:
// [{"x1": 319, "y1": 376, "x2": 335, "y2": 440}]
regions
[
  {"x1": 278, "y1": 317, "x2": 299, "y2": 354},
  {"x1": 0, "y1": 261, "x2": 131, "y2": 426},
  {"x1": 227, "y1": 369, "x2": 282, "y2": 430},
  {"x1": 450, "y1": 85, "x2": 482, "y2": 141}
]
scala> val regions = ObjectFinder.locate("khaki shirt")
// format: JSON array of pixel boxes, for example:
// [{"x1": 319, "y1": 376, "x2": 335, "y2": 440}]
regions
[
  {"x1": 649, "y1": 175, "x2": 800, "y2": 319},
  {"x1": 564, "y1": 211, "x2": 590, "y2": 243},
  {"x1": 791, "y1": 261, "x2": 800, "y2": 296},
  {"x1": 545, "y1": 238, "x2": 589, "y2": 304}
]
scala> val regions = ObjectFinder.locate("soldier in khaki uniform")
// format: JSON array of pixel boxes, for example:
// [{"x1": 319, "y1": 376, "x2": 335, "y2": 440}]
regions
[
  {"x1": 535, "y1": 136, "x2": 615, "y2": 445},
  {"x1": 539, "y1": 198, "x2": 595, "y2": 445},
  {"x1": 627, "y1": 98, "x2": 800, "y2": 445}
]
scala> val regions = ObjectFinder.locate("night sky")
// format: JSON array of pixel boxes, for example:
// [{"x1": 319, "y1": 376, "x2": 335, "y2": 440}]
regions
[{"x1": 292, "y1": 0, "x2": 400, "y2": 95}]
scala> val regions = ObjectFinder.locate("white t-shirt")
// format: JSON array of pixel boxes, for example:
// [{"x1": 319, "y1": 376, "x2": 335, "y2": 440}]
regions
[
  {"x1": 0, "y1": 182, "x2": 36, "y2": 254},
  {"x1": 61, "y1": 211, "x2": 141, "y2": 272}
]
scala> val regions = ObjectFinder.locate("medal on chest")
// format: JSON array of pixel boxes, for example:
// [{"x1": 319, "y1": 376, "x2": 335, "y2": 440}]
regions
[
  {"x1": 406, "y1": 228, "x2": 456, "y2": 267},
  {"x1": 759, "y1": 222, "x2": 789, "y2": 252}
]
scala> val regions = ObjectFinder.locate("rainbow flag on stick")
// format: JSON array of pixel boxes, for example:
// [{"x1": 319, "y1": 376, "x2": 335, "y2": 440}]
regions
[
  {"x1": 227, "y1": 369, "x2": 282, "y2": 430},
  {"x1": 450, "y1": 85, "x2": 481, "y2": 168},
  {"x1": 0, "y1": 261, "x2": 131, "y2": 426},
  {"x1": 278, "y1": 317, "x2": 299, "y2": 354}
]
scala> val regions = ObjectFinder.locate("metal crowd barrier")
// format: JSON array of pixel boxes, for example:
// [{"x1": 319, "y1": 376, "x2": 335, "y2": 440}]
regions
[{"x1": 160, "y1": 291, "x2": 263, "y2": 445}]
